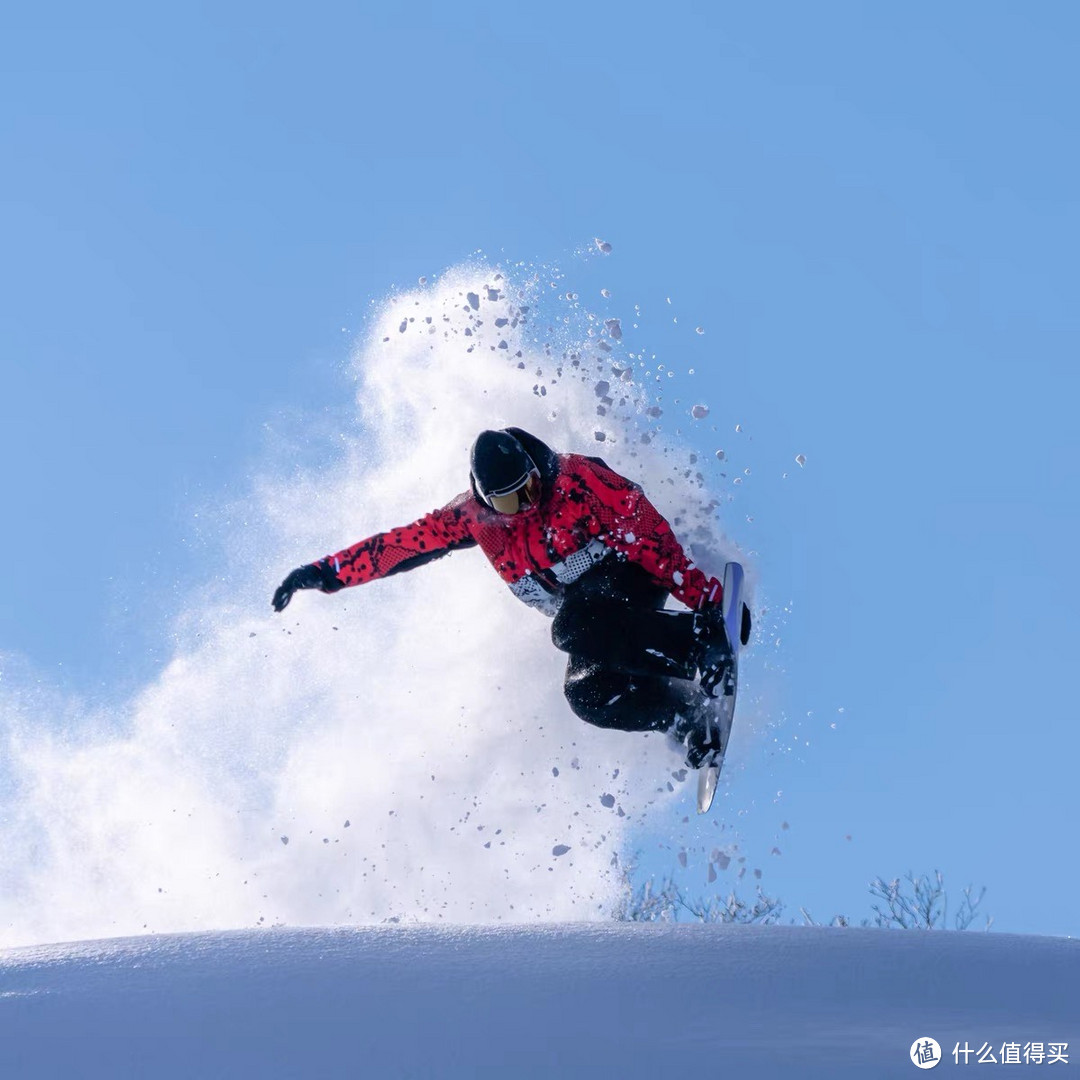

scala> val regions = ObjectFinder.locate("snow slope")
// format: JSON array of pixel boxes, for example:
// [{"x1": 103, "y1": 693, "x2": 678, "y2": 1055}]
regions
[{"x1": 2, "y1": 925, "x2": 1076, "y2": 1078}]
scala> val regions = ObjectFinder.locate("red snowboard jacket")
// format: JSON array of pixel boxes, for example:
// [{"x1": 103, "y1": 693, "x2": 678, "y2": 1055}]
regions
[{"x1": 313, "y1": 432, "x2": 721, "y2": 616}]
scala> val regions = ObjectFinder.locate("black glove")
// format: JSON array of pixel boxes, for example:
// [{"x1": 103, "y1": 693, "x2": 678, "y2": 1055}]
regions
[{"x1": 272, "y1": 563, "x2": 334, "y2": 612}]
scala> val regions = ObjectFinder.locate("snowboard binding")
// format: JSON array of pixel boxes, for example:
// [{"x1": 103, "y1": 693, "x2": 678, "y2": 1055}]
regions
[
  {"x1": 671, "y1": 693, "x2": 727, "y2": 770},
  {"x1": 692, "y1": 607, "x2": 735, "y2": 698},
  {"x1": 691, "y1": 578, "x2": 751, "y2": 697}
]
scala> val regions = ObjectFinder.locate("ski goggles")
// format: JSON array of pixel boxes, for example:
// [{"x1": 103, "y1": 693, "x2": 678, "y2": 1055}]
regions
[{"x1": 485, "y1": 468, "x2": 542, "y2": 514}]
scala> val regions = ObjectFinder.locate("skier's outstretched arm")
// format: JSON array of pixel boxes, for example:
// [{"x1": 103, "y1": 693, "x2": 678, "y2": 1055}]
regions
[{"x1": 271, "y1": 496, "x2": 477, "y2": 612}]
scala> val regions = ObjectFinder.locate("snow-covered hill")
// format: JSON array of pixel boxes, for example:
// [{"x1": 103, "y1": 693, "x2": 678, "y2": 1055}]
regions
[{"x1": 2, "y1": 924, "x2": 1076, "y2": 1078}]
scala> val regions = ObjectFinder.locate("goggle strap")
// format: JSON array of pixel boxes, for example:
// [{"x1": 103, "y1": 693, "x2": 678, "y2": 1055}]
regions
[{"x1": 486, "y1": 470, "x2": 534, "y2": 499}]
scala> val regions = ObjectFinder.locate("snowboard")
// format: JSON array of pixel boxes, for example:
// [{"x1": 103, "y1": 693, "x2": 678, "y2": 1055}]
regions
[{"x1": 696, "y1": 561, "x2": 749, "y2": 814}]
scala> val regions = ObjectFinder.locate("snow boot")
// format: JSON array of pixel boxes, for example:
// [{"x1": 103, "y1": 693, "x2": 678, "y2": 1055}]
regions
[
  {"x1": 690, "y1": 604, "x2": 735, "y2": 698},
  {"x1": 670, "y1": 694, "x2": 724, "y2": 770}
]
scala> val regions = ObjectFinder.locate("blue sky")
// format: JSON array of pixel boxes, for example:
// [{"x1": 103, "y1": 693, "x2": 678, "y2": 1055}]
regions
[{"x1": 3, "y1": 2, "x2": 1079, "y2": 936}]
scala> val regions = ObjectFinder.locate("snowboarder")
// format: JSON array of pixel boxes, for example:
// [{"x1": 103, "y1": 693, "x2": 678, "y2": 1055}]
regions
[{"x1": 271, "y1": 427, "x2": 744, "y2": 767}]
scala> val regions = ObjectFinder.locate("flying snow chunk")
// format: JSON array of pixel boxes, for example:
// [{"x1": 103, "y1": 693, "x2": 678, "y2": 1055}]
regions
[
  {"x1": 594, "y1": 431, "x2": 607, "y2": 442},
  {"x1": 695, "y1": 327, "x2": 705, "y2": 335},
  {"x1": 466, "y1": 292, "x2": 480, "y2": 310},
  {"x1": 691, "y1": 405, "x2": 710, "y2": 420},
  {"x1": 715, "y1": 450, "x2": 725, "y2": 461},
  {"x1": 600, "y1": 794, "x2": 616, "y2": 808},
  {"x1": 418, "y1": 276, "x2": 427, "y2": 285},
  {"x1": 601, "y1": 288, "x2": 611, "y2": 298},
  {"x1": 552, "y1": 844, "x2": 571, "y2": 857},
  {"x1": 594, "y1": 238, "x2": 613, "y2": 254},
  {"x1": 795, "y1": 454, "x2": 807, "y2": 467},
  {"x1": 604, "y1": 318, "x2": 622, "y2": 341}
]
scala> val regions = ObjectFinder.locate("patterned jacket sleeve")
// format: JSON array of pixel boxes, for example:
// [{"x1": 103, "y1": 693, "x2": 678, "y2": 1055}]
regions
[
  {"x1": 316, "y1": 493, "x2": 478, "y2": 590},
  {"x1": 579, "y1": 458, "x2": 722, "y2": 610}
]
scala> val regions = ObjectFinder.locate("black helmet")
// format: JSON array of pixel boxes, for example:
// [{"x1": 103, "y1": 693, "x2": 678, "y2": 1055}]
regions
[{"x1": 470, "y1": 429, "x2": 542, "y2": 514}]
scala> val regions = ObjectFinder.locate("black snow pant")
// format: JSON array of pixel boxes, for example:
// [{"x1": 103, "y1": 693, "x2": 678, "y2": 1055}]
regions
[{"x1": 550, "y1": 559, "x2": 701, "y2": 733}]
